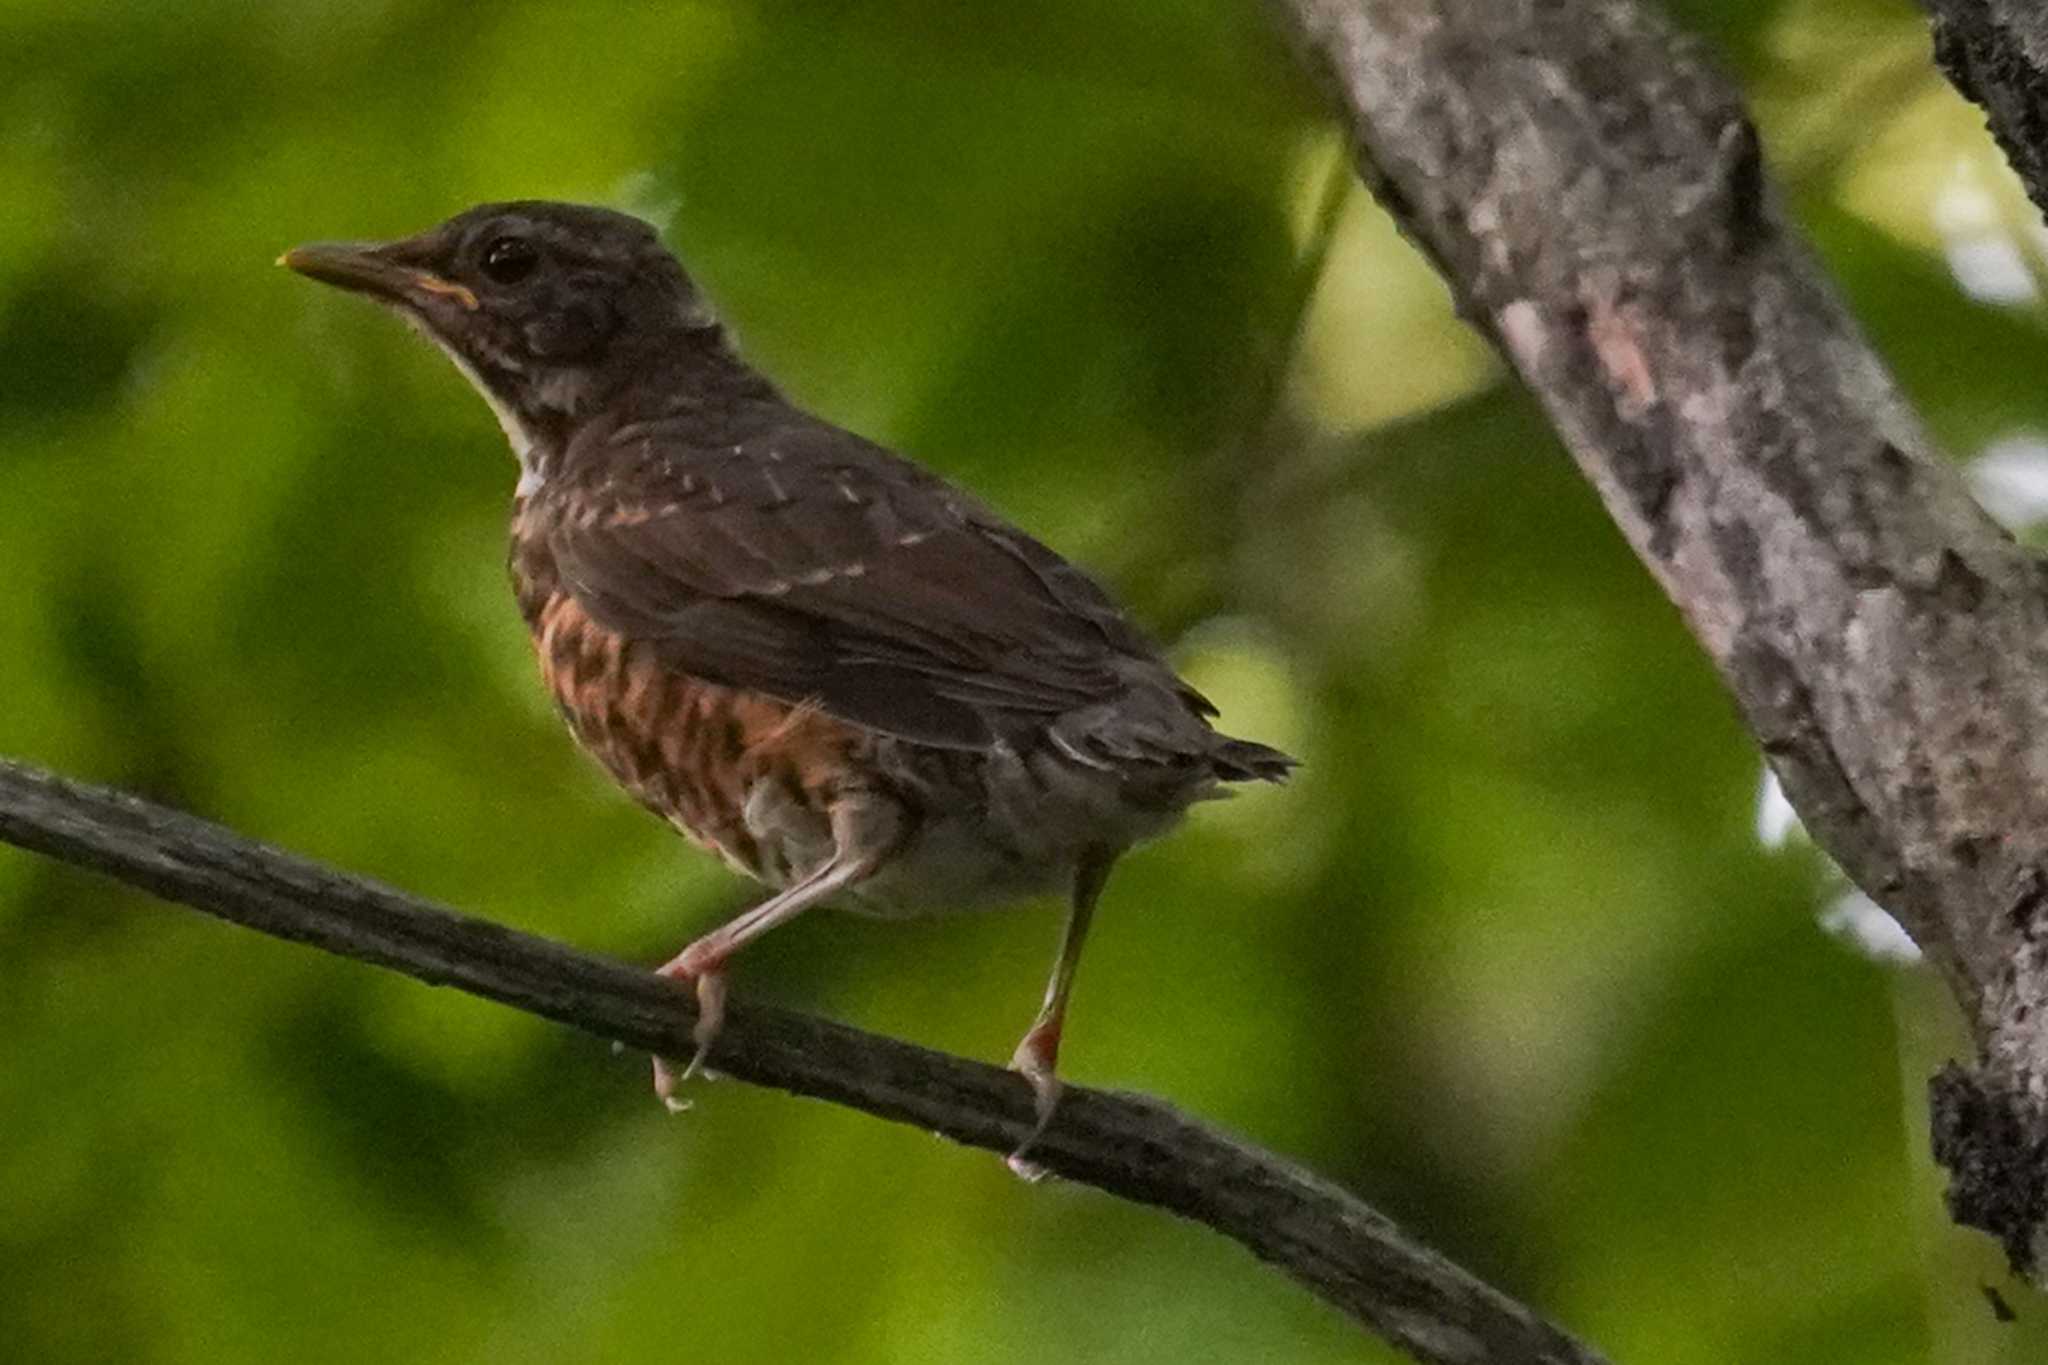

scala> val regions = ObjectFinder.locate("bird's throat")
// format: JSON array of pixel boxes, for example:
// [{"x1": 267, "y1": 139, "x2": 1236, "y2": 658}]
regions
[{"x1": 402, "y1": 317, "x2": 560, "y2": 496}]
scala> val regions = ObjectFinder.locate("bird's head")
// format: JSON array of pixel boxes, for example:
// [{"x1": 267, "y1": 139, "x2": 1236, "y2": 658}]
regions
[{"x1": 282, "y1": 201, "x2": 726, "y2": 486}]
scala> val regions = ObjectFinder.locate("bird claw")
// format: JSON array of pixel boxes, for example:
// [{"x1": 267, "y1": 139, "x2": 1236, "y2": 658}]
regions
[
  {"x1": 652, "y1": 1054, "x2": 695, "y2": 1113},
  {"x1": 1005, "y1": 1151, "x2": 1053, "y2": 1182},
  {"x1": 1005, "y1": 1021, "x2": 1065, "y2": 1179},
  {"x1": 651, "y1": 960, "x2": 728, "y2": 1111}
]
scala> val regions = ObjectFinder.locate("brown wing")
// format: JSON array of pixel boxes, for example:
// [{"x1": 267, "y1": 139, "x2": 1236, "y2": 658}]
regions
[{"x1": 543, "y1": 412, "x2": 1212, "y2": 751}]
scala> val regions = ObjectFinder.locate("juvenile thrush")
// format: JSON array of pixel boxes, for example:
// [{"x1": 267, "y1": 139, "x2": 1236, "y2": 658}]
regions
[{"x1": 281, "y1": 202, "x2": 1294, "y2": 1162}]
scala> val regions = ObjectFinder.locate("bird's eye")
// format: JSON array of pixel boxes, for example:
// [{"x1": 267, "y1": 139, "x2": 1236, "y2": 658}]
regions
[{"x1": 480, "y1": 235, "x2": 539, "y2": 284}]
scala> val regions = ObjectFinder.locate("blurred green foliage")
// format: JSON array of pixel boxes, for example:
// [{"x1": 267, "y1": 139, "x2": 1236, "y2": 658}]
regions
[{"x1": 4, "y1": 0, "x2": 2046, "y2": 1361}]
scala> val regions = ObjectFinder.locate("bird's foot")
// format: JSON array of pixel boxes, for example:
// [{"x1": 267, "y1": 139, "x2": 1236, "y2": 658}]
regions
[
  {"x1": 1005, "y1": 1018, "x2": 1065, "y2": 1181},
  {"x1": 652, "y1": 948, "x2": 727, "y2": 1113}
]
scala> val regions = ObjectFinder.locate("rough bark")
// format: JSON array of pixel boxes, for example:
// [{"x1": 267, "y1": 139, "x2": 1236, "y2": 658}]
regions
[
  {"x1": 1924, "y1": 1, "x2": 2048, "y2": 223},
  {"x1": 1264, "y1": 0, "x2": 2048, "y2": 1281},
  {"x1": 0, "y1": 757, "x2": 1604, "y2": 1365}
]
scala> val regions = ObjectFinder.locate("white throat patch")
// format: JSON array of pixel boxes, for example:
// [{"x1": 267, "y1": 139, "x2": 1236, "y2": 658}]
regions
[{"x1": 401, "y1": 314, "x2": 547, "y2": 496}]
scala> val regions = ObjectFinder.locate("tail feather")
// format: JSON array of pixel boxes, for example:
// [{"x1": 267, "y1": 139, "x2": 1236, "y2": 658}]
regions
[{"x1": 1210, "y1": 736, "x2": 1297, "y2": 784}]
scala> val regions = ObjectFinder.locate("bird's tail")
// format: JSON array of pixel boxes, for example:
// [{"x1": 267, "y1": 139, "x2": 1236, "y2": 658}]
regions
[{"x1": 1209, "y1": 736, "x2": 1297, "y2": 784}]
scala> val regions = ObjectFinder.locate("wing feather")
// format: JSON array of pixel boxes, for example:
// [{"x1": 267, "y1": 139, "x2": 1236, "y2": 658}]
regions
[{"x1": 543, "y1": 413, "x2": 1188, "y2": 750}]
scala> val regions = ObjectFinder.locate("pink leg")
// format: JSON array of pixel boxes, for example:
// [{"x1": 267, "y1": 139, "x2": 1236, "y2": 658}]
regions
[
  {"x1": 651, "y1": 952, "x2": 732, "y2": 1111},
  {"x1": 1006, "y1": 849, "x2": 1117, "y2": 1178},
  {"x1": 651, "y1": 800, "x2": 893, "y2": 1110}
]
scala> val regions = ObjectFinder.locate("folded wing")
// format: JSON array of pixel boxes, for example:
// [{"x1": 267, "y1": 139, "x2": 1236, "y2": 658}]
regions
[{"x1": 544, "y1": 413, "x2": 1214, "y2": 752}]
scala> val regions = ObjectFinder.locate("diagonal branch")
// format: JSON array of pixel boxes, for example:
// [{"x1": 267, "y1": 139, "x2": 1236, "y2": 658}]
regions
[
  {"x1": 1264, "y1": 0, "x2": 2048, "y2": 1284},
  {"x1": 0, "y1": 756, "x2": 1604, "y2": 1365},
  {"x1": 1922, "y1": 0, "x2": 2048, "y2": 223}
]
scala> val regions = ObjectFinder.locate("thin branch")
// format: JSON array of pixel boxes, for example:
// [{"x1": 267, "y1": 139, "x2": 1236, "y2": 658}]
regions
[
  {"x1": 1264, "y1": 0, "x2": 2048, "y2": 1283},
  {"x1": 0, "y1": 756, "x2": 1604, "y2": 1365}
]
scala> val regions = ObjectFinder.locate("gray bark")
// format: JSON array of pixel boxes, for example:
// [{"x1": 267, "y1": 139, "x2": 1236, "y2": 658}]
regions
[
  {"x1": 1925, "y1": 1, "x2": 2048, "y2": 224},
  {"x1": 1264, "y1": 0, "x2": 2048, "y2": 1281}
]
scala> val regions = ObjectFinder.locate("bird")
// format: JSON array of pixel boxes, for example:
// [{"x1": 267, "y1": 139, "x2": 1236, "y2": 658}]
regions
[{"x1": 280, "y1": 201, "x2": 1295, "y2": 1167}]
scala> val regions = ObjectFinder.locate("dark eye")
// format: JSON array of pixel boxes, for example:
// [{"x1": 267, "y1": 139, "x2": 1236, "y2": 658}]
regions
[{"x1": 480, "y1": 235, "x2": 539, "y2": 284}]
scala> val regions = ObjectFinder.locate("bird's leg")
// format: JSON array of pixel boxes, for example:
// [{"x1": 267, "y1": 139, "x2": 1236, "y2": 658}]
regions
[
  {"x1": 652, "y1": 796, "x2": 895, "y2": 1111},
  {"x1": 651, "y1": 877, "x2": 826, "y2": 1106},
  {"x1": 1006, "y1": 848, "x2": 1117, "y2": 1178}
]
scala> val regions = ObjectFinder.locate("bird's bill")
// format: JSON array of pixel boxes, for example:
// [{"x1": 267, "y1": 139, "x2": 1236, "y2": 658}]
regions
[{"x1": 277, "y1": 241, "x2": 477, "y2": 312}]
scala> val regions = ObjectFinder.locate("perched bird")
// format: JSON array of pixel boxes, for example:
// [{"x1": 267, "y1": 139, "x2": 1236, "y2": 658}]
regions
[{"x1": 281, "y1": 201, "x2": 1293, "y2": 1163}]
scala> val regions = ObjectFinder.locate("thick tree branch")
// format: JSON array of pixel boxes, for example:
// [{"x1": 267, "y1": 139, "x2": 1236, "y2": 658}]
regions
[
  {"x1": 1923, "y1": 1, "x2": 2048, "y2": 222},
  {"x1": 0, "y1": 756, "x2": 1603, "y2": 1365},
  {"x1": 1265, "y1": 0, "x2": 2048, "y2": 1281}
]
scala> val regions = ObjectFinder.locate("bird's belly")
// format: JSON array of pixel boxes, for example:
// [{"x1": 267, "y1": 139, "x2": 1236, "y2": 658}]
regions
[
  {"x1": 845, "y1": 815, "x2": 1069, "y2": 917},
  {"x1": 848, "y1": 740, "x2": 1192, "y2": 917}
]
